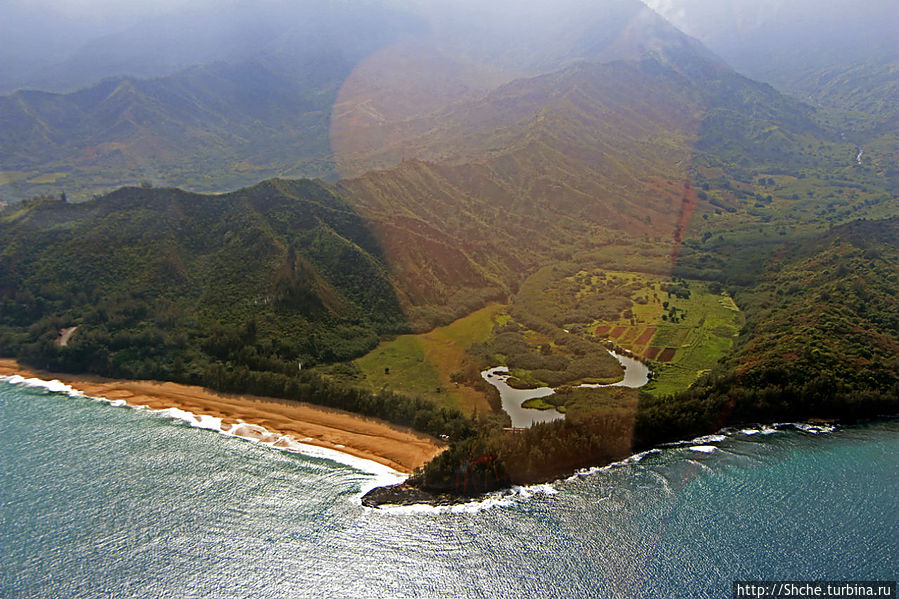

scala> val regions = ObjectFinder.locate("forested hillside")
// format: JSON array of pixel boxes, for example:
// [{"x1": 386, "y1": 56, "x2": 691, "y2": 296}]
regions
[
  {"x1": 636, "y1": 217, "x2": 899, "y2": 447},
  {"x1": 0, "y1": 179, "x2": 406, "y2": 377}
]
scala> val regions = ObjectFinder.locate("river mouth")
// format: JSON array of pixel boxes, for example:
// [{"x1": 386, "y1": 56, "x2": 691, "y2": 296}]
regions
[
  {"x1": 481, "y1": 350, "x2": 651, "y2": 428},
  {"x1": 481, "y1": 367, "x2": 562, "y2": 428}
]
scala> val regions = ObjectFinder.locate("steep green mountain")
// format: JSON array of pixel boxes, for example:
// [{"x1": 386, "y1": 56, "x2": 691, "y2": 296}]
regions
[
  {"x1": 0, "y1": 178, "x2": 482, "y2": 440},
  {"x1": 674, "y1": 70, "x2": 896, "y2": 287},
  {"x1": 642, "y1": 0, "x2": 898, "y2": 176},
  {"x1": 1, "y1": 0, "x2": 719, "y2": 204},
  {"x1": 643, "y1": 0, "x2": 898, "y2": 102},
  {"x1": 636, "y1": 217, "x2": 899, "y2": 447},
  {"x1": 310, "y1": 50, "x2": 706, "y2": 329},
  {"x1": 328, "y1": 0, "x2": 723, "y2": 179},
  {"x1": 0, "y1": 0, "x2": 426, "y2": 94},
  {"x1": 337, "y1": 58, "x2": 709, "y2": 329},
  {"x1": 336, "y1": 44, "x2": 897, "y2": 327},
  {"x1": 788, "y1": 61, "x2": 899, "y2": 129},
  {"x1": 0, "y1": 179, "x2": 407, "y2": 379}
]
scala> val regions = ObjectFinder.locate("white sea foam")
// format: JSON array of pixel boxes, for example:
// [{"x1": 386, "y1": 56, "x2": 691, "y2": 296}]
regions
[
  {"x1": 513, "y1": 483, "x2": 559, "y2": 499},
  {"x1": 691, "y1": 434, "x2": 727, "y2": 444},
  {"x1": 568, "y1": 466, "x2": 604, "y2": 481},
  {"x1": 0, "y1": 373, "x2": 406, "y2": 485},
  {"x1": 688, "y1": 445, "x2": 717, "y2": 453},
  {"x1": 376, "y1": 482, "x2": 559, "y2": 515},
  {"x1": 185, "y1": 416, "x2": 407, "y2": 483},
  {"x1": 737, "y1": 425, "x2": 779, "y2": 436},
  {"x1": 563, "y1": 448, "x2": 663, "y2": 483},
  {"x1": 152, "y1": 406, "x2": 224, "y2": 432},
  {"x1": 378, "y1": 494, "x2": 512, "y2": 515},
  {"x1": 356, "y1": 468, "x2": 409, "y2": 499},
  {"x1": 1, "y1": 375, "x2": 85, "y2": 398},
  {"x1": 793, "y1": 422, "x2": 836, "y2": 434},
  {"x1": 612, "y1": 448, "x2": 663, "y2": 467}
]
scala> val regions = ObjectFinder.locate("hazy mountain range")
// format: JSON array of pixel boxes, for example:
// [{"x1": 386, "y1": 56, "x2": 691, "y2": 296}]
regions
[{"x1": 1, "y1": 0, "x2": 893, "y2": 203}]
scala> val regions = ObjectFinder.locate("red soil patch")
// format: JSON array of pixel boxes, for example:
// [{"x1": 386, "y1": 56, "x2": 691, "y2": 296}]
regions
[
  {"x1": 658, "y1": 348, "x2": 676, "y2": 362},
  {"x1": 595, "y1": 325, "x2": 611, "y2": 336},
  {"x1": 645, "y1": 347, "x2": 661, "y2": 360},
  {"x1": 610, "y1": 326, "x2": 627, "y2": 338},
  {"x1": 620, "y1": 328, "x2": 639, "y2": 342},
  {"x1": 635, "y1": 327, "x2": 656, "y2": 345}
]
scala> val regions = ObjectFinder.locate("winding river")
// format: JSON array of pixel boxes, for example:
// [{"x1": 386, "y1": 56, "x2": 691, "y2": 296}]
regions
[{"x1": 481, "y1": 350, "x2": 651, "y2": 428}]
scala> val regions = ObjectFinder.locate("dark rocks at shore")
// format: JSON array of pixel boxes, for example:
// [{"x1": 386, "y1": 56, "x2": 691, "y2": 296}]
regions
[
  {"x1": 362, "y1": 482, "x2": 454, "y2": 508},
  {"x1": 361, "y1": 481, "x2": 507, "y2": 508}
]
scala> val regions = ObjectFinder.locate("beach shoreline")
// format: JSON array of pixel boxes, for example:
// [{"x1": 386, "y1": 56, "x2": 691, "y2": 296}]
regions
[{"x1": 0, "y1": 359, "x2": 445, "y2": 474}]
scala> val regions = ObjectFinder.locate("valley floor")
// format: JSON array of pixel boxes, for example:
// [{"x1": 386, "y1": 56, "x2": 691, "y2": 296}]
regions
[{"x1": 0, "y1": 359, "x2": 444, "y2": 474}]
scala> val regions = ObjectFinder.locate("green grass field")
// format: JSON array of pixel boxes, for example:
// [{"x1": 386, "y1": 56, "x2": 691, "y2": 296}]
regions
[
  {"x1": 354, "y1": 303, "x2": 504, "y2": 413},
  {"x1": 502, "y1": 266, "x2": 745, "y2": 396},
  {"x1": 643, "y1": 282, "x2": 743, "y2": 395}
]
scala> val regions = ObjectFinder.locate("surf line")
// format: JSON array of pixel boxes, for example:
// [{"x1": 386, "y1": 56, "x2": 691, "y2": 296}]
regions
[{"x1": 0, "y1": 374, "x2": 406, "y2": 487}]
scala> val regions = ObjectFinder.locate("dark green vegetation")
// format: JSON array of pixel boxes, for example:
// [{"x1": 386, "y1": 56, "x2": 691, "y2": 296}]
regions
[
  {"x1": 0, "y1": 179, "x2": 406, "y2": 372},
  {"x1": 417, "y1": 399, "x2": 635, "y2": 491}
]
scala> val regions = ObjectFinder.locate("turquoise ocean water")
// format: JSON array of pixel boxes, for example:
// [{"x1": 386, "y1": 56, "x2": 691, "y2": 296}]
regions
[{"x1": 1, "y1": 377, "x2": 896, "y2": 598}]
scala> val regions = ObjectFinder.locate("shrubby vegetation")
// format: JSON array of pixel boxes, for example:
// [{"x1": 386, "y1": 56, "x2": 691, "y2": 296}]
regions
[
  {"x1": 466, "y1": 310, "x2": 623, "y2": 389},
  {"x1": 416, "y1": 409, "x2": 634, "y2": 492}
]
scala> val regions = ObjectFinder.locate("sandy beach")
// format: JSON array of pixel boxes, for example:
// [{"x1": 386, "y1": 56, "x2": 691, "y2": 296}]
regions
[{"x1": 0, "y1": 359, "x2": 445, "y2": 473}]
